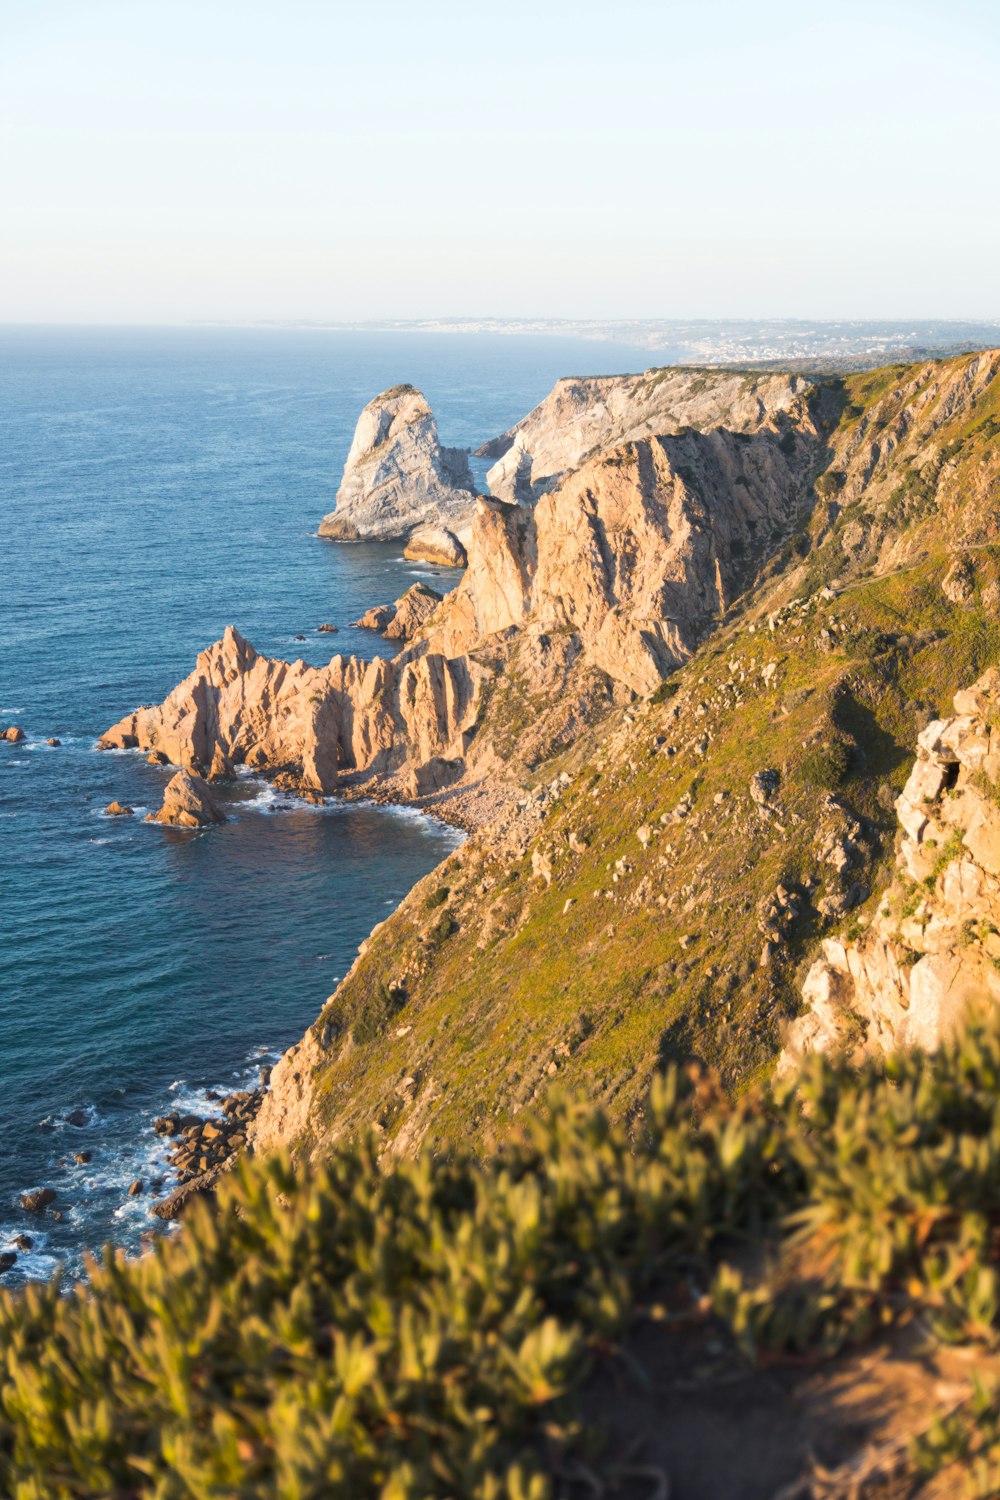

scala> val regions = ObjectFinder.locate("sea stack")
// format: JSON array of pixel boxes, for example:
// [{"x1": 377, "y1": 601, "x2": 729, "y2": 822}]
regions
[{"x1": 318, "y1": 385, "x2": 475, "y2": 549}]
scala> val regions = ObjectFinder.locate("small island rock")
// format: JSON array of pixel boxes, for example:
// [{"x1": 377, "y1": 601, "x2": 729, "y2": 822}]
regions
[
  {"x1": 105, "y1": 801, "x2": 134, "y2": 817},
  {"x1": 403, "y1": 525, "x2": 467, "y2": 568},
  {"x1": 147, "y1": 770, "x2": 226, "y2": 829},
  {"x1": 21, "y1": 1188, "x2": 56, "y2": 1212},
  {"x1": 2, "y1": 726, "x2": 26, "y2": 743}
]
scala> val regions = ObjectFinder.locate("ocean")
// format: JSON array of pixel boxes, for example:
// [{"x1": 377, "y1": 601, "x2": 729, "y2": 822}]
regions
[{"x1": 0, "y1": 326, "x2": 651, "y2": 1284}]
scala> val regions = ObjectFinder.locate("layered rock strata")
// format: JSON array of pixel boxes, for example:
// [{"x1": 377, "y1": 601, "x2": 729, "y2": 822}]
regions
[
  {"x1": 781, "y1": 669, "x2": 1000, "y2": 1070},
  {"x1": 478, "y1": 368, "x2": 819, "y2": 504},
  {"x1": 319, "y1": 386, "x2": 476, "y2": 544}
]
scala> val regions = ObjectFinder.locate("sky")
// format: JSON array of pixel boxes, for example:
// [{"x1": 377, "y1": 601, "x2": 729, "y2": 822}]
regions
[{"x1": 1, "y1": 0, "x2": 998, "y2": 324}]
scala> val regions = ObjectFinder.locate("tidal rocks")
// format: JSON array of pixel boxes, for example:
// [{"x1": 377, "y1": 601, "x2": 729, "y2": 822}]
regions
[
  {"x1": 104, "y1": 800, "x2": 134, "y2": 817},
  {"x1": 353, "y1": 603, "x2": 396, "y2": 633},
  {"x1": 146, "y1": 749, "x2": 170, "y2": 765},
  {"x1": 403, "y1": 524, "x2": 467, "y2": 568},
  {"x1": 74, "y1": 1151, "x2": 92, "y2": 1165},
  {"x1": 318, "y1": 386, "x2": 476, "y2": 544},
  {"x1": 13, "y1": 1234, "x2": 33, "y2": 1251},
  {"x1": 128, "y1": 1180, "x2": 143, "y2": 1197},
  {"x1": 0, "y1": 1253, "x2": 16, "y2": 1275},
  {"x1": 46, "y1": 737, "x2": 61, "y2": 747},
  {"x1": 21, "y1": 1188, "x2": 56, "y2": 1212},
  {"x1": 2, "y1": 725, "x2": 25, "y2": 743},
  {"x1": 317, "y1": 622, "x2": 339, "y2": 633},
  {"x1": 147, "y1": 770, "x2": 226, "y2": 828},
  {"x1": 150, "y1": 1086, "x2": 264, "y2": 1219}
]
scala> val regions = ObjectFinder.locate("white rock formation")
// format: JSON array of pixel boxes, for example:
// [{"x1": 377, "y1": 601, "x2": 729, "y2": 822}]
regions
[{"x1": 319, "y1": 386, "x2": 476, "y2": 544}]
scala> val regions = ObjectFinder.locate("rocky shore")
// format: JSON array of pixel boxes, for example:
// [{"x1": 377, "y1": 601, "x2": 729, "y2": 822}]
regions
[{"x1": 148, "y1": 1082, "x2": 266, "y2": 1220}]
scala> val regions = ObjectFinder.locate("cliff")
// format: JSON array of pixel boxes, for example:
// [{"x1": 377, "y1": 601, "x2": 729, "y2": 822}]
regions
[
  {"x1": 781, "y1": 669, "x2": 1000, "y2": 1069},
  {"x1": 100, "y1": 350, "x2": 1000, "y2": 1167},
  {"x1": 246, "y1": 349, "x2": 1000, "y2": 1163},
  {"x1": 318, "y1": 385, "x2": 475, "y2": 559}
]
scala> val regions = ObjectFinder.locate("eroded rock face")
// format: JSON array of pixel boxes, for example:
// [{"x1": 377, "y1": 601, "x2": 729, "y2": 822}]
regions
[
  {"x1": 429, "y1": 423, "x2": 819, "y2": 694},
  {"x1": 403, "y1": 524, "x2": 467, "y2": 568},
  {"x1": 319, "y1": 386, "x2": 476, "y2": 544},
  {"x1": 101, "y1": 625, "x2": 487, "y2": 797},
  {"x1": 353, "y1": 583, "x2": 443, "y2": 643},
  {"x1": 478, "y1": 368, "x2": 819, "y2": 505},
  {"x1": 147, "y1": 770, "x2": 226, "y2": 828},
  {"x1": 781, "y1": 668, "x2": 1000, "y2": 1072}
]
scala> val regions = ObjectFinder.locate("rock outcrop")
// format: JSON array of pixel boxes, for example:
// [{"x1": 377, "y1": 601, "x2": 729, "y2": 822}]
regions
[
  {"x1": 428, "y1": 420, "x2": 821, "y2": 695},
  {"x1": 147, "y1": 770, "x2": 226, "y2": 828},
  {"x1": 781, "y1": 669, "x2": 1000, "y2": 1071},
  {"x1": 477, "y1": 368, "x2": 819, "y2": 505},
  {"x1": 403, "y1": 524, "x2": 467, "y2": 568},
  {"x1": 101, "y1": 626, "x2": 487, "y2": 797},
  {"x1": 2, "y1": 725, "x2": 25, "y2": 743},
  {"x1": 353, "y1": 583, "x2": 443, "y2": 643},
  {"x1": 319, "y1": 386, "x2": 476, "y2": 544}
]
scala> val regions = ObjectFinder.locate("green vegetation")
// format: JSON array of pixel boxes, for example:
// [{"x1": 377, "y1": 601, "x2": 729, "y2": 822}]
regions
[
  {"x1": 9, "y1": 1023, "x2": 1000, "y2": 1495},
  {"x1": 798, "y1": 738, "x2": 853, "y2": 789}
]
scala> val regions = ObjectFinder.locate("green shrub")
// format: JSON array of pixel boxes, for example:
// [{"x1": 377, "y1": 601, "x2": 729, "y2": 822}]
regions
[
  {"x1": 799, "y1": 740, "x2": 853, "y2": 789},
  {"x1": 8, "y1": 1023, "x2": 1000, "y2": 1494},
  {"x1": 425, "y1": 886, "x2": 451, "y2": 910}
]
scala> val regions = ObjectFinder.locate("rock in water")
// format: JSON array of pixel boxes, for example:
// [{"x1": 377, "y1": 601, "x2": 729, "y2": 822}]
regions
[
  {"x1": 21, "y1": 1188, "x2": 56, "y2": 1212},
  {"x1": 147, "y1": 770, "x2": 226, "y2": 828},
  {"x1": 104, "y1": 801, "x2": 134, "y2": 817},
  {"x1": 2, "y1": 725, "x2": 25, "y2": 743},
  {"x1": 0, "y1": 1253, "x2": 16, "y2": 1275},
  {"x1": 403, "y1": 525, "x2": 467, "y2": 568},
  {"x1": 318, "y1": 386, "x2": 476, "y2": 544}
]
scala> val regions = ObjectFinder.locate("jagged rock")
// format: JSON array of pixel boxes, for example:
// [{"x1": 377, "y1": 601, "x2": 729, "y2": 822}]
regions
[
  {"x1": 46, "y1": 737, "x2": 60, "y2": 746},
  {"x1": 147, "y1": 770, "x2": 225, "y2": 828},
  {"x1": 21, "y1": 1188, "x2": 55, "y2": 1212},
  {"x1": 781, "y1": 669, "x2": 1000, "y2": 1072},
  {"x1": 104, "y1": 801, "x2": 134, "y2": 817},
  {"x1": 318, "y1": 386, "x2": 476, "y2": 543},
  {"x1": 403, "y1": 525, "x2": 467, "y2": 568},
  {"x1": 13, "y1": 1235, "x2": 32, "y2": 1251},
  {"x1": 2, "y1": 726, "x2": 25, "y2": 743},
  {"x1": 102, "y1": 626, "x2": 486, "y2": 798},
  {"x1": 146, "y1": 749, "x2": 170, "y2": 765},
  {"x1": 128, "y1": 1180, "x2": 143, "y2": 1197},
  {"x1": 385, "y1": 583, "x2": 443, "y2": 642},
  {"x1": 317, "y1": 623, "x2": 339, "y2": 633}
]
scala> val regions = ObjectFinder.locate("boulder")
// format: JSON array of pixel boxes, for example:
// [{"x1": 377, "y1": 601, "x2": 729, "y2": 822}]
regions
[
  {"x1": 403, "y1": 525, "x2": 467, "y2": 568},
  {"x1": 317, "y1": 623, "x2": 339, "y2": 633},
  {"x1": 0, "y1": 1253, "x2": 16, "y2": 1275},
  {"x1": 74, "y1": 1151, "x2": 92, "y2": 1165},
  {"x1": 384, "y1": 583, "x2": 443, "y2": 642},
  {"x1": 46, "y1": 737, "x2": 61, "y2": 747},
  {"x1": 352, "y1": 604, "x2": 397, "y2": 633},
  {"x1": 146, "y1": 749, "x2": 170, "y2": 766},
  {"x1": 319, "y1": 386, "x2": 476, "y2": 543},
  {"x1": 13, "y1": 1234, "x2": 32, "y2": 1251},
  {"x1": 147, "y1": 771, "x2": 226, "y2": 829},
  {"x1": 104, "y1": 801, "x2": 134, "y2": 817},
  {"x1": 128, "y1": 1180, "x2": 143, "y2": 1197},
  {"x1": 21, "y1": 1188, "x2": 56, "y2": 1212},
  {"x1": 2, "y1": 726, "x2": 25, "y2": 743}
]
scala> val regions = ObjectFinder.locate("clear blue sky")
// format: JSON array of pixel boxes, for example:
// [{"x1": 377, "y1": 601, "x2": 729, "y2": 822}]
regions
[{"x1": 2, "y1": 0, "x2": 997, "y2": 323}]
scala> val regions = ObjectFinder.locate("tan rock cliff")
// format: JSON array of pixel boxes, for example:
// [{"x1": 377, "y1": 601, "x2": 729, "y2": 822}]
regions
[
  {"x1": 781, "y1": 668, "x2": 1000, "y2": 1071},
  {"x1": 100, "y1": 626, "x2": 486, "y2": 796}
]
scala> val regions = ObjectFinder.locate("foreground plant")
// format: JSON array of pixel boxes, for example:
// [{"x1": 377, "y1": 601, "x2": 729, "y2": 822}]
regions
[{"x1": 6, "y1": 1021, "x2": 1000, "y2": 1496}]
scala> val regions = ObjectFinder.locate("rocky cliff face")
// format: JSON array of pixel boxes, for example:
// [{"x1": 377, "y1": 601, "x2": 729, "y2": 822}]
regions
[
  {"x1": 100, "y1": 626, "x2": 486, "y2": 796},
  {"x1": 318, "y1": 385, "x2": 475, "y2": 555},
  {"x1": 430, "y1": 419, "x2": 821, "y2": 694},
  {"x1": 782, "y1": 669, "x2": 1000, "y2": 1071},
  {"x1": 478, "y1": 368, "x2": 819, "y2": 504}
]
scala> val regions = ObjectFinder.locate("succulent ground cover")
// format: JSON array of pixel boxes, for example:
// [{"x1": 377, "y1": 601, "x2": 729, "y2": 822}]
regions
[{"x1": 7, "y1": 1023, "x2": 1000, "y2": 1496}]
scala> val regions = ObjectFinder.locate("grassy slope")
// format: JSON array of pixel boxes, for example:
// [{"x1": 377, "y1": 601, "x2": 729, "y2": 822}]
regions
[{"x1": 287, "y1": 352, "x2": 1000, "y2": 1160}]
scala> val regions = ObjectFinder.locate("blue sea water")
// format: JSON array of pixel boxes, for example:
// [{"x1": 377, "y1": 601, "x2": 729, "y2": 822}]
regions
[{"x1": 0, "y1": 326, "x2": 651, "y2": 1283}]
